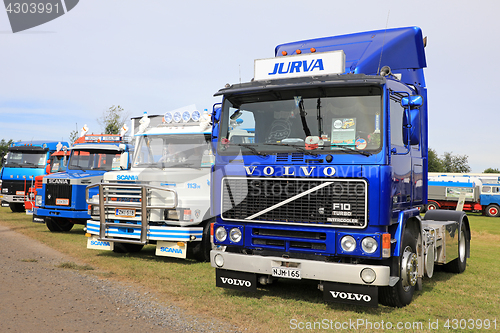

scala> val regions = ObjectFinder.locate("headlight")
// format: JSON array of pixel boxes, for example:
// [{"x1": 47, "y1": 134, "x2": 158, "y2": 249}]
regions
[
  {"x1": 340, "y1": 235, "x2": 356, "y2": 252},
  {"x1": 2, "y1": 188, "x2": 8, "y2": 193},
  {"x1": 215, "y1": 226, "x2": 227, "y2": 242},
  {"x1": 88, "y1": 194, "x2": 99, "y2": 205},
  {"x1": 167, "y1": 209, "x2": 179, "y2": 220},
  {"x1": 91, "y1": 205, "x2": 100, "y2": 216},
  {"x1": 35, "y1": 195, "x2": 42, "y2": 206},
  {"x1": 229, "y1": 228, "x2": 242, "y2": 243},
  {"x1": 361, "y1": 237, "x2": 378, "y2": 254}
]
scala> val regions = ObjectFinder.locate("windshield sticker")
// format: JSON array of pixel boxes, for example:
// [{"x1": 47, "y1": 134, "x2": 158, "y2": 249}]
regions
[
  {"x1": 267, "y1": 120, "x2": 291, "y2": 142},
  {"x1": 355, "y1": 138, "x2": 367, "y2": 150},
  {"x1": 331, "y1": 118, "x2": 356, "y2": 146}
]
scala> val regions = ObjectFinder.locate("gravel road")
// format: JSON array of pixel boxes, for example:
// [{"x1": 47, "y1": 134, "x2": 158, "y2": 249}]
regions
[{"x1": 0, "y1": 224, "x2": 240, "y2": 333}]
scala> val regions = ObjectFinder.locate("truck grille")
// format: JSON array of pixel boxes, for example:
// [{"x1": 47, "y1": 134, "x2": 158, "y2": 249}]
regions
[
  {"x1": 1, "y1": 180, "x2": 28, "y2": 195},
  {"x1": 221, "y1": 177, "x2": 367, "y2": 228},
  {"x1": 45, "y1": 184, "x2": 72, "y2": 206}
]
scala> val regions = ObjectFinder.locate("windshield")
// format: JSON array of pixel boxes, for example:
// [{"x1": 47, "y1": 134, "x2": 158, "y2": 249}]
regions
[
  {"x1": 5, "y1": 151, "x2": 47, "y2": 168},
  {"x1": 69, "y1": 149, "x2": 122, "y2": 171},
  {"x1": 219, "y1": 86, "x2": 382, "y2": 155},
  {"x1": 50, "y1": 155, "x2": 68, "y2": 173},
  {"x1": 133, "y1": 134, "x2": 213, "y2": 168}
]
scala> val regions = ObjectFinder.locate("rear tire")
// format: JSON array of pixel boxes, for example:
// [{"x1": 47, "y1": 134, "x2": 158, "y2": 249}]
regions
[
  {"x1": 46, "y1": 217, "x2": 74, "y2": 232},
  {"x1": 112, "y1": 242, "x2": 144, "y2": 253},
  {"x1": 379, "y1": 227, "x2": 418, "y2": 307},
  {"x1": 485, "y1": 204, "x2": 500, "y2": 217},
  {"x1": 444, "y1": 227, "x2": 469, "y2": 273}
]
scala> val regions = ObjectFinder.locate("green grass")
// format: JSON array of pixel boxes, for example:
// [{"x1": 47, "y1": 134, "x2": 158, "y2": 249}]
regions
[{"x1": 1, "y1": 207, "x2": 499, "y2": 332}]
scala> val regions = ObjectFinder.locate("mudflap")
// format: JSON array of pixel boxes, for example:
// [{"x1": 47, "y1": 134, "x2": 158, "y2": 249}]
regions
[
  {"x1": 216, "y1": 269, "x2": 257, "y2": 292},
  {"x1": 323, "y1": 282, "x2": 378, "y2": 307},
  {"x1": 87, "y1": 235, "x2": 114, "y2": 251},
  {"x1": 156, "y1": 241, "x2": 187, "y2": 259},
  {"x1": 32, "y1": 214, "x2": 45, "y2": 224}
]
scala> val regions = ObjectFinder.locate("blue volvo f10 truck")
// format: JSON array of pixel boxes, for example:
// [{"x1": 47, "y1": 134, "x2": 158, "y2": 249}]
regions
[
  {"x1": 1, "y1": 140, "x2": 69, "y2": 213},
  {"x1": 34, "y1": 132, "x2": 132, "y2": 232},
  {"x1": 209, "y1": 27, "x2": 471, "y2": 307}
]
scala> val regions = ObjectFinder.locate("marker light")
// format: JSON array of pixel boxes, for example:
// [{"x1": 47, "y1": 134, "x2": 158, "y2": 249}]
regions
[
  {"x1": 164, "y1": 112, "x2": 173, "y2": 123},
  {"x1": 215, "y1": 226, "x2": 227, "y2": 242},
  {"x1": 191, "y1": 110, "x2": 201, "y2": 122},
  {"x1": 282, "y1": 51, "x2": 287, "y2": 56},
  {"x1": 341, "y1": 235, "x2": 356, "y2": 252},
  {"x1": 310, "y1": 48, "x2": 316, "y2": 53},
  {"x1": 182, "y1": 111, "x2": 191, "y2": 122},
  {"x1": 382, "y1": 233, "x2": 391, "y2": 258},
  {"x1": 173, "y1": 111, "x2": 182, "y2": 123},
  {"x1": 361, "y1": 237, "x2": 378, "y2": 254},
  {"x1": 296, "y1": 49, "x2": 302, "y2": 54}
]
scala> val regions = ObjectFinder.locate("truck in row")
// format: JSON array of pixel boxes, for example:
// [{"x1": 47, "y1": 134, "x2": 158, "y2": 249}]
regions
[
  {"x1": 426, "y1": 174, "x2": 500, "y2": 217},
  {"x1": 208, "y1": 26, "x2": 471, "y2": 307}
]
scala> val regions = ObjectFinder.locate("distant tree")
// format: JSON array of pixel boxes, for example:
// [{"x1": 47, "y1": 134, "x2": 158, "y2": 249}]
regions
[
  {"x1": 428, "y1": 148, "x2": 443, "y2": 172},
  {"x1": 97, "y1": 105, "x2": 128, "y2": 134},
  {"x1": 69, "y1": 129, "x2": 79, "y2": 145},
  {"x1": 441, "y1": 151, "x2": 471, "y2": 173},
  {"x1": 484, "y1": 167, "x2": 500, "y2": 173},
  {"x1": 0, "y1": 139, "x2": 14, "y2": 160}
]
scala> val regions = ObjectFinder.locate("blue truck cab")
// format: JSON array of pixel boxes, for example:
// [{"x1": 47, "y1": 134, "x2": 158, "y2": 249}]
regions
[
  {"x1": 1, "y1": 140, "x2": 69, "y2": 213},
  {"x1": 210, "y1": 27, "x2": 471, "y2": 307},
  {"x1": 34, "y1": 133, "x2": 132, "y2": 232}
]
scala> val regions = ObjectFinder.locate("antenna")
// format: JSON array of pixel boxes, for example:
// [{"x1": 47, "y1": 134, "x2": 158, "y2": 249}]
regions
[
  {"x1": 377, "y1": 10, "x2": 390, "y2": 75},
  {"x1": 239, "y1": 64, "x2": 241, "y2": 85}
]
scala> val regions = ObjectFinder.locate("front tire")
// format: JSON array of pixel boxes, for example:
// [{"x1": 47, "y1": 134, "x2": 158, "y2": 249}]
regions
[
  {"x1": 46, "y1": 217, "x2": 74, "y2": 232},
  {"x1": 191, "y1": 220, "x2": 213, "y2": 262},
  {"x1": 9, "y1": 202, "x2": 25, "y2": 213},
  {"x1": 485, "y1": 204, "x2": 500, "y2": 217},
  {"x1": 426, "y1": 202, "x2": 439, "y2": 210},
  {"x1": 379, "y1": 228, "x2": 418, "y2": 307}
]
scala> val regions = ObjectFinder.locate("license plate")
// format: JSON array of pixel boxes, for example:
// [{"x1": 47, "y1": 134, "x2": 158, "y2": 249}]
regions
[
  {"x1": 115, "y1": 208, "x2": 135, "y2": 217},
  {"x1": 272, "y1": 267, "x2": 301, "y2": 279},
  {"x1": 56, "y1": 198, "x2": 69, "y2": 205}
]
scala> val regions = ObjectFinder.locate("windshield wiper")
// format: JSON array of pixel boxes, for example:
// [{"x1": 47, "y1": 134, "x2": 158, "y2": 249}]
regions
[
  {"x1": 327, "y1": 144, "x2": 372, "y2": 157},
  {"x1": 228, "y1": 143, "x2": 269, "y2": 157},
  {"x1": 263, "y1": 143, "x2": 321, "y2": 156}
]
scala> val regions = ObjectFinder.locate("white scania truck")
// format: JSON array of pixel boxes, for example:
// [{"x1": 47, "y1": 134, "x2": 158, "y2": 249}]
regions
[{"x1": 85, "y1": 109, "x2": 215, "y2": 261}]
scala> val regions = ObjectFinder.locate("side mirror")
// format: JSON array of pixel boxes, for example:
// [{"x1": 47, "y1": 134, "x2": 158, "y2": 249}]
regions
[
  {"x1": 401, "y1": 95, "x2": 423, "y2": 108},
  {"x1": 403, "y1": 109, "x2": 420, "y2": 145},
  {"x1": 120, "y1": 152, "x2": 129, "y2": 170},
  {"x1": 211, "y1": 103, "x2": 222, "y2": 153}
]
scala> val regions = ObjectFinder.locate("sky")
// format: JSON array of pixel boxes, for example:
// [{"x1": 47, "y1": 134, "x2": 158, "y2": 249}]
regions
[{"x1": 1, "y1": 0, "x2": 499, "y2": 172}]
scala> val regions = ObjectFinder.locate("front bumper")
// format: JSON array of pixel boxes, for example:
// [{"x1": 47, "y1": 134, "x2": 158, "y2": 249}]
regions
[
  {"x1": 36, "y1": 207, "x2": 90, "y2": 220},
  {"x1": 210, "y1": 250, "x2": 391, "y2": 286}
]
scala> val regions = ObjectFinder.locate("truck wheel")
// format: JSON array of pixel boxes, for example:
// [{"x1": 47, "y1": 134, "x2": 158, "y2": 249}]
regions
[
  {"x1": 379, "y1": 228, "x2": 418, "y2": 307},
  {"x1": 485, "y1": 204, "x2": 500, "y2": 217},
  {"x1": 426, "y1": 202, "x2": 439, "y2": 210},
  {"x1": 46, "y1": 217, "x2": 74, "y2": 232},
  {"x1": 112, "y1": 242, "x2": 144, "y2": 253},
  {"x1": 192, "y1": 221, "x2": 212, "y2": 262},
  {"x1": 444, "y1": 227, "x2": 469, "y2": 273},
  {"x1": 9, "y1": 203, "x2": 25, "y2": 213}
]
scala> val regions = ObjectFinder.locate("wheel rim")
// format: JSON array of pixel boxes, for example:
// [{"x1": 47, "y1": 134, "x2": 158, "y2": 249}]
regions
[
  {"x1": 401, "y1": 246, "x2": 418, "y2": 291},
  {"x1": 489, "y1": 207, "x2": 498, "y2": 216}
]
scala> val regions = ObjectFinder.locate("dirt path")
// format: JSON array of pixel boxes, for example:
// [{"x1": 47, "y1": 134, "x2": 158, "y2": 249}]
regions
[{"x1": 0, "y1": 224, "x2": 237, "y2": 333}]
